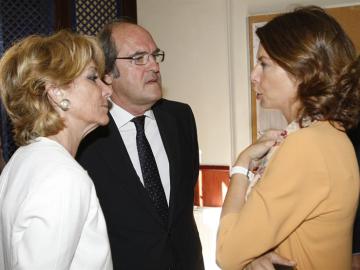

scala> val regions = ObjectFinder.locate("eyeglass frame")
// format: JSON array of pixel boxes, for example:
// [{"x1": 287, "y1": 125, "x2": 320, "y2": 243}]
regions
[{"x1": 115, "y1": 50, "x2": 165, "y2": 65}]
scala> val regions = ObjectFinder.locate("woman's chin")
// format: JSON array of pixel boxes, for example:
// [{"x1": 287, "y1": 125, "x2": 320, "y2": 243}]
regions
[
  {"x1": 259, "y1": 100, "x2": 268, "y2": 108},
  {"x1": 99, "y1": 116, "x2": 110, "y2": 126},
  {"x1": 259, "y1": 100, "x2": 274, "y2": 110},
  {"x1": 95, "y1": 115, "x2": 110, "y2": 127},
  {"x1": 82, "y1": 117, "x2": 109, "y2": 139}
]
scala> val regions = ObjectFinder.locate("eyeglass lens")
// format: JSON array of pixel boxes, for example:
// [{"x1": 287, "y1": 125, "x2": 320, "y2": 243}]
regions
[{"x1": 135, "y1": 52, "x2": 164, "y2": 65}]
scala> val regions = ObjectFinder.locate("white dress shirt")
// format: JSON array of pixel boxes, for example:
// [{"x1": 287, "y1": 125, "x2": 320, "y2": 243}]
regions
[
  {"x1": 110, "y1": 102, "x2": 171, "y2": 204},
  {"x1": 0, "y1": 137, "x2": 112, "y2": 270}
]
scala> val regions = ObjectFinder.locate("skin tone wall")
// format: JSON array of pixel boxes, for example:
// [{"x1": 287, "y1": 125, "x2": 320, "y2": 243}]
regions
[
  {"x1": 137, "y1": 0, "x2": 360, "y2": 165},
  {"x1": 138, "y1": 0, "x2": 232, "y2": 166}
]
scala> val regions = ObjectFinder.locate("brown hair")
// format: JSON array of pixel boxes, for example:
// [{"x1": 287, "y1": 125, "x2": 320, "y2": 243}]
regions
[
  {"x1": 97, "y1": 17, "x2": 136, "y2": 77},
  {"x1": 0, "y1": 30, "x2": 105, "y2": 145},
  {"x1": 256, "y1": 6, "x2": 360, "y2": 129}
]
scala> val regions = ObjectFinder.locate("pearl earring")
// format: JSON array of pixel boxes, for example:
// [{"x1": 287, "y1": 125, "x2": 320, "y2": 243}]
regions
[{"x1": 59, "y1": 99, "x2": 70, "y2": 111}]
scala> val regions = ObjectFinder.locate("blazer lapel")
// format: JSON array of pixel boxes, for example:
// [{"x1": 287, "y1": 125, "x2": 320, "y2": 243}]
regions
[{"x1": 153, "y1": 105, "x2": 181, "y2": 227}]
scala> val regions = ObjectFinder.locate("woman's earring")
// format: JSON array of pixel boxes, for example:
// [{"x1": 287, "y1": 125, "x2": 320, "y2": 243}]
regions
[{"x1": 59, "y1": 99, "x2": 71, "y2": 111}]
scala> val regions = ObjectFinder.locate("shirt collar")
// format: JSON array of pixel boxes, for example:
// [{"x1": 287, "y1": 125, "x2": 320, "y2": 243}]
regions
[{"x1": 109, "y1": 101, "x2": 155, "y2": 128}]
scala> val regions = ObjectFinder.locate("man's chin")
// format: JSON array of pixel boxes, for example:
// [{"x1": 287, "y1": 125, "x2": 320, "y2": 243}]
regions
[
  {"x1": 145, "y1": 84, "x2": 162, "y2": 98},
  {"x1": 145, "y1": 81, "x2": 161, "y2": 89}
]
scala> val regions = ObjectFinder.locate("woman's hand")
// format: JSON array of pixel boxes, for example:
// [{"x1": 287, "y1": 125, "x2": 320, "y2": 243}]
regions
[
  {"x1": 245, "y1": 252, "x2": 296, "y2": 270},
  {"x1": 235, "y1": 130, "x2": 284, "y2": 167}
]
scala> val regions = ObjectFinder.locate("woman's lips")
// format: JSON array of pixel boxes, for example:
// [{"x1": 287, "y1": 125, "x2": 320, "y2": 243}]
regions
[
  {"x1": 256, "y1": 92, "x2": 263, "y2": 100},
  {"x1": 101, "y1": 101, "x2": 110, "y2": 110}
]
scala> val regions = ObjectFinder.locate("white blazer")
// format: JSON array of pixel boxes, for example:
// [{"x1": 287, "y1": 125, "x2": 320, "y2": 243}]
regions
[{"x1": 0, "y1": 137, "x2": 112, "y2": 270}]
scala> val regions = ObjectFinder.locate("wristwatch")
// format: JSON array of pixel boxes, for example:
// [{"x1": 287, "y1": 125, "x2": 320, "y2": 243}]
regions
[{"x1": 230, "y1": 166, "x2": 254, "y2": 179}]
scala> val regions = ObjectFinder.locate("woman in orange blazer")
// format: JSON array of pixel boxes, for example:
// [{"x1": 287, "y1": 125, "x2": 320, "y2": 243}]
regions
[{"x1": 217, "y1": 6, "x2": 360, "y2": 270}]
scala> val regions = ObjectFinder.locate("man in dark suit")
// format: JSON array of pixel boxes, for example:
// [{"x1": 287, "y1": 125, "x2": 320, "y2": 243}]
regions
[{"x1": 76, "y1": 20, "x2": 204, "y2": 270}]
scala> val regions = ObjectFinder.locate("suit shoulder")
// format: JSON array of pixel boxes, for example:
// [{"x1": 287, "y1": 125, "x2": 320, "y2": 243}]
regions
[{"x1": 154, "y1": 98, "x2": 192, "y2": 115}]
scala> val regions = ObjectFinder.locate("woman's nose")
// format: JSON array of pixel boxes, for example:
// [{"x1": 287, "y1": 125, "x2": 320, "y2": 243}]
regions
[
  {"x1": 250, "y1": 64, "x2": 260, "y2": 85},
  {"x1": 99, "y1": 79, "x2": 113, "y2": 98}
]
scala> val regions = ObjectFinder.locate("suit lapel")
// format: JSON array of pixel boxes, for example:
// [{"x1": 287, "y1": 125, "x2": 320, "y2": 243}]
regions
[
  {"x1": 96, "y1": 115, "x2": 166, "y2": 227},
  {"x1": 153, "y1": 104, "x2": 181, "y2": 227}
]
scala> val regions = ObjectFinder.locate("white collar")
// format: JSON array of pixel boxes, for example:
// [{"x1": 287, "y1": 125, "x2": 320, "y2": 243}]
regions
[{"x1": 109, "y1": 101, "x2": 155, "y2": 128}]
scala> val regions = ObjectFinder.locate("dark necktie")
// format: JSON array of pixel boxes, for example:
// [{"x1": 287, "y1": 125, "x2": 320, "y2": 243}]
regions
[{"x1": 132, "y1": 115, "x2": 169, "y2": 225}]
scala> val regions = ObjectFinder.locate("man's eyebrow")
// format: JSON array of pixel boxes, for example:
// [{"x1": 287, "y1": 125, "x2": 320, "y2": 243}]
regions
[
  {"x1": 128, "y1": 50, "x2": 147, "y2": 57},
  {"x1": 130, "y1": 48, "x2": 161, "y2": 57}
]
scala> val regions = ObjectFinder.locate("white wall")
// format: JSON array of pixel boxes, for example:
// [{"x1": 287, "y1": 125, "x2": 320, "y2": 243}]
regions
[{"x1": 137, "y1": 0, "x2": 360, "y2": 165}]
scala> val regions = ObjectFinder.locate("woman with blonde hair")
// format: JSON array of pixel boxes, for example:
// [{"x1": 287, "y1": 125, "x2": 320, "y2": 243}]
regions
[
  {"x1": 217, "y1": 6, "x2": 360, "y2": 270},
  {"x1": 0, "y1": 30, "x2": 113, "y2": 269}
]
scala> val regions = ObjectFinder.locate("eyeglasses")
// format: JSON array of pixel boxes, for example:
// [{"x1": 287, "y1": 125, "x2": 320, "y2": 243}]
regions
[{"x1": 116, "y1": 50, "x2": 165, "y2": 65}]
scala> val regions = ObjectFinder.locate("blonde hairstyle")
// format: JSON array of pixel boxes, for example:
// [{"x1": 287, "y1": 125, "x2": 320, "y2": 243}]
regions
[{"x1": 0, "y1": 30, "x2": 105, "y2": 146}]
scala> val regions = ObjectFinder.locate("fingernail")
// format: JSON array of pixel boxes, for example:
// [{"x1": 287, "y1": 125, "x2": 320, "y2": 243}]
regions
[{"x1": 280, "y1": 130, "x2": 287, "y2": 137}]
